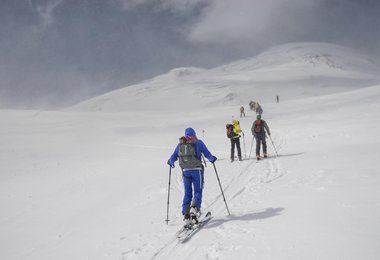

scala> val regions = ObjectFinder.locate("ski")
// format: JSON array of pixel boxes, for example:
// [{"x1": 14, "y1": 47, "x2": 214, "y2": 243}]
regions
[{"x1": 176, "y1": 211, "x2": 212, "y2": 243}]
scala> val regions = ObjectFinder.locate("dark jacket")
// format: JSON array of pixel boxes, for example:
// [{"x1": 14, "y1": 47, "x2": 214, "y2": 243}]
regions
[{"x1": 251, "y1": 119, "x2": 270, "y2": 136}]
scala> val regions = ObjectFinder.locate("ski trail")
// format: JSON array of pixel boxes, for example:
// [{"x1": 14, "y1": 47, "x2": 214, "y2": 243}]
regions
[
  {"x1": 201, "y1": 133, "x2": 287, "y2": 243},
  {"x1": 149, "y1": 236, "x2": 179, "y2": 260},
  {"x1": 148, "y1": 133, "x2": 287, "y2": 259}
]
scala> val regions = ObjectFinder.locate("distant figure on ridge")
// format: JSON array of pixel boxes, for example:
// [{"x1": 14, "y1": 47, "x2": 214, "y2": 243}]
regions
[
  {"x1": 249, "y1": 100, "x2": 255, "y2": 111},
  {"x1": 255, "y1": 102, "x2": 263, "y2": 116},
  {"x1": 240, "y1": 106, "x2": 246, "y2": 118}
]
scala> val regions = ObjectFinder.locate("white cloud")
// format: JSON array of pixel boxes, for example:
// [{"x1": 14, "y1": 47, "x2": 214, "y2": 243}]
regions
[{"x1": 187, "y1": 0, "x2": 319, "y2": 44}]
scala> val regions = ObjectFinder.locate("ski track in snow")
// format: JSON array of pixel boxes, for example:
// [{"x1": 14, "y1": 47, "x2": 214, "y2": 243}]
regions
[
  {"x1": 2, "y1": 43, "x2": 380, "y2": 260},
  {"x1": 145, "y1": 133, "x2": 287, "y2": 259}
]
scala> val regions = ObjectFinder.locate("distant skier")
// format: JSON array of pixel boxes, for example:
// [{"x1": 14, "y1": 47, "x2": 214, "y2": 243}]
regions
[
  {"x1": 255, "y1": 102, "x2": 263, "y2": 115},
  {"x1": 251, "y1": 115, "x2": 271, "y2": 160},
  {"x1": 240, "y1": 106, "x2": 246, "y2": 118},
  {"x1": 249, "y1": 100, "x2": 255, "y2": 111},
  {"x1": 167, "y1": 127, "x2": 217, "y2": 226},
  {"x1": 276, "y1": 95, "x2": 279, "y2": 103},
  {"x1": 227, "y1": 119, "x2": 243, "y2": 162}
]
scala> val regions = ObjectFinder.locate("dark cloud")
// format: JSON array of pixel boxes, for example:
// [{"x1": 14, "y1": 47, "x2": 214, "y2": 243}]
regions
[{"x1": 0, "y1": 0, "x2": 379, "y2": 109}]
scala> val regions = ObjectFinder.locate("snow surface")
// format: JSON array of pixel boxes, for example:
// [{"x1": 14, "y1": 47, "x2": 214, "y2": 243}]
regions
[{"x1": 1, "y1": 42, "x2": 380, "y2": 260}]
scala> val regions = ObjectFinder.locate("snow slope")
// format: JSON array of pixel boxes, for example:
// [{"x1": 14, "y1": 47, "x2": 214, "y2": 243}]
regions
[
  {"x1": 68, "y1": 42, "x2": 380, "y2": 112},
  {"x1": 1, "y1": 42, "x2": 380, "y2": 260}
]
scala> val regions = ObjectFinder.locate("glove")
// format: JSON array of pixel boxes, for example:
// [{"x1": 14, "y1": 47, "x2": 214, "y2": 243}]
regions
[
  {"x1": 167, "y1": 160, "x2": 175, "y2": 168},
  {"x1": 210, "y1": 156, "x2": 217, "y2": 163}
]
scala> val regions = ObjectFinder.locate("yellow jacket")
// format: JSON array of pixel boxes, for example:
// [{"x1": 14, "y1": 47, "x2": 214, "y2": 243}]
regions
[{"x1": 232, "y1": 119, "x2": 242, "y2": 138}]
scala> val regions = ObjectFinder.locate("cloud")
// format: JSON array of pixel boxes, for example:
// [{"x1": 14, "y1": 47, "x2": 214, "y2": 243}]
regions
[
  {"x1": 187, "y1": 0, "x2": 319, "y2": 45},
  {"x1": 33, "y1": 0, "x2": 62, "y2": 33},
  {"x1": 116, "y1": 0, "x2": 210, "y2": 13},
  {"x1": 115, "y1": 0, "x2": 146, "y2": 10},
  {"x1": 1, "y1": 0, "x2": 379, "y2": 109}
]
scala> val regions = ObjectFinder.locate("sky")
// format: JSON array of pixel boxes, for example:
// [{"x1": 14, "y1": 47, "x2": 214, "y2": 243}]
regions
[{"x1": 1, "y1": 0, "x2": 380, "y2": 109}]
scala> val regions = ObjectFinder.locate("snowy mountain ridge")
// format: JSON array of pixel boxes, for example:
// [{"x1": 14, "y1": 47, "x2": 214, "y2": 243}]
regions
[
  {"x1": 68, "y1": 42, "x2": 380, "y2": 112},
  {"x1": 219, "y1": 42, "x2": 378, "y2": 71}
]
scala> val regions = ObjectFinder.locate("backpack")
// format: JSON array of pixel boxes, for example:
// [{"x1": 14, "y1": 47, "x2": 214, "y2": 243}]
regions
[
  {"x1": 178, "y1": 137, "x2": 202, "y2": 169},
  {"x1": 254, "y1": 120, "x2": 264, "y2": 134},
  {"x1": 257, "y1": 106, "x2": 263, "y2": 114},
  {"x1": 226, "y1": 124, "x2": 234, "y2": 138}
]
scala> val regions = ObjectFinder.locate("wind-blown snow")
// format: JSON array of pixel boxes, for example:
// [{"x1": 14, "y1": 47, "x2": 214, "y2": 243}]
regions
[{"x1": 1, "y1": 42, "x2": 380, "y2": 260}]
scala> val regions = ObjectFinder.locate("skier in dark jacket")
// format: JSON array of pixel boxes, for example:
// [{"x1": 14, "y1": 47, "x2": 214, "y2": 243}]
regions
[
  {"x1": 255, "y1": 102, "x2": 263, "y2": 116},
  {"x1": 240, "y1": 106, "x2": 246, "y2": 118},
  {"x1": 251, "y1": 115, "x2": 271, "y2": 160},
  {"x1": 167, "y1": 127, "x2": 217, "y2": 226}
]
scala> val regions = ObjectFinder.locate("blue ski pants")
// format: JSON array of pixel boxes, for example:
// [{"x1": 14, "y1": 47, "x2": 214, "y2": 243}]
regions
[{"x1": 182, "y1": 168, "x2": 204, "y2": 215}]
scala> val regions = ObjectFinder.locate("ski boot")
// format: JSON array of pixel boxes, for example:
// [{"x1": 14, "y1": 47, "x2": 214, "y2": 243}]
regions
[
  {"x1": 183, "y1": 213, "x2": 192, "y2": 229},
  {"x1": 256, "y1": 154, "x2": 261, "y2": 160},
  {"x1": 264, "y1": 153, "x2": 268, "y2": 158},
  {"x1": 190, "y1": 206, "x2": 201, "y2": 224}
]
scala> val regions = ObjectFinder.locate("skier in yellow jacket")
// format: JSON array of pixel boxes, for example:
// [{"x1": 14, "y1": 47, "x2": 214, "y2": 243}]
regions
[{"x1": 230, "y1": 119, "x2": 243, "y2": 162}]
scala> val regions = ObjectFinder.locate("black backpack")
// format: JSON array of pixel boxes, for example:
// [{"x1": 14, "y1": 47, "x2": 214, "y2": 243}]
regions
[{"x1": 226, "y1": 124, "x2": 234, "y2": 138}]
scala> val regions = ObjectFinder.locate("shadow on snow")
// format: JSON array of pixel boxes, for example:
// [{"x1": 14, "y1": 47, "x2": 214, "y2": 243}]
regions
[{"x1": 206, "y1": 207, "x2": 285, "y2": 229}]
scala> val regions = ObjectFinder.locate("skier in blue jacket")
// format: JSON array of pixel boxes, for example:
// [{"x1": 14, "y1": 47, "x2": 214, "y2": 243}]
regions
[{"x1": 167, "y1": 127, "x2": 217, "y2": 226}]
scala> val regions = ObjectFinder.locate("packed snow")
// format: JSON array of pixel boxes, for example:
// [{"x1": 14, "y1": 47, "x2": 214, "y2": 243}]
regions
[{"x1": 1, "y1": 42, "x2": 380, "y2": 260}]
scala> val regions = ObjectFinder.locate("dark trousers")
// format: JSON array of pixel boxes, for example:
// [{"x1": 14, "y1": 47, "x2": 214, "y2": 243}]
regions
[
  {"x1": 230, "y1": 138, "x2": 242, "y2": 160},
  {"x1": 255, "y1": 134, "x2": 267, "y2": 155}
]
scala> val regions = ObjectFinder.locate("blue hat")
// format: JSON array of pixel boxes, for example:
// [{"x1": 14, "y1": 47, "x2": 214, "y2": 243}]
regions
[{"x1": 185, "y1": 127, "x2": 196, "y2": 137}]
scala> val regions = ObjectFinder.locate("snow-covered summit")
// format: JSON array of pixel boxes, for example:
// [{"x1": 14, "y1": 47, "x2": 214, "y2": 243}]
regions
[
  {"x1": 219, "y1": 42, "x2": 378, "y2": 72},
  {"x1": 68, "y1": 42, "x2": 380, "y2": 112}
]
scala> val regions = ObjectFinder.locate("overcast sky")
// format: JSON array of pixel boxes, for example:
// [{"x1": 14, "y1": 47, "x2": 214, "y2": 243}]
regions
[{"x1": 1, "y1": 0, "x2": 380, "y2": 109}]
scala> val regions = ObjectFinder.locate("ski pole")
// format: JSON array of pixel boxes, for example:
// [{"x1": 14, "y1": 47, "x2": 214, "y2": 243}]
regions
[
  {"x1": 165, "y1": 165, "x2": 172, "y2": 224},
  {"x1": 242, "y1": 132, "x2": 247, "y2": 159},
  {"x1": 267, "y1": 134, "x2": 278, "y2": 157},
  {"x1": 249, "y1": 135, "x2": 254, "y2": 159},
  {"x1": 201, "y1": 154, "x2": 207, "y2": 167},
  {"x1": 212, "y1": 162, "x2": 231, "y2": 216}
]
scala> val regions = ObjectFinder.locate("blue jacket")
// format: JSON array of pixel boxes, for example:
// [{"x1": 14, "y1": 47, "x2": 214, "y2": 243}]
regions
[{"x1": 168, "y1": 128, "x2": 215, "y2": 168}]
